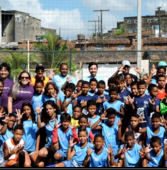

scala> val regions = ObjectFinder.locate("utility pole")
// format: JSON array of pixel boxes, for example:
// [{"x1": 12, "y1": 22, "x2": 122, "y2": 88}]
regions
[
  {"x1": 157, "y1": 7, "x2": 161, "y2": 37},
  {"x1": 88, "y1": 20, "x2": 99, "y2": 39},
  {"x1": 98, "y1": 16, "x2": 100, "y2": 37},
  {"x1": 137, "y1": 0, "x2": 142, "y2": 71},
  {"x1": 59, "y1": 27, "x2": 61, "y2": 37},
  {"x1": 93, "y1": 9, "x2": 109, "y2": 39}
]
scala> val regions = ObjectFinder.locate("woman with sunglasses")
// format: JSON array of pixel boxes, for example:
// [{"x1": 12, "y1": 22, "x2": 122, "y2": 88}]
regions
[{"x1": 7, "y1": 71, "x2": 34, "y2": 113}]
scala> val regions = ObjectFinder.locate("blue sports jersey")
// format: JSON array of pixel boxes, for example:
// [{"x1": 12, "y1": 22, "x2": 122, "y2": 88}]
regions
[
  {"x1": 89, "y1": 147, "x2": 109, "y2": 167},
  {"x1": 103, "y1": 90, "x2": 109, "y2": 95},
  {"x1": 84, "y1": 75, "x2": 104, "y2": 82},
  {"x1": 52, "y1": 74, "x2": 76, "y2": 97},
  {"x1": 101, "y1": 122, "x2": 119, "y2": 162},
  {"x1": 134, "y1": 95, "x2": 152, "y2": 127},
  {"x1": 42, "y1": 94, "x2": 60, "y2": 104},
  {"x1": 88, "y1": 115, "x2": 101, "y2": 136},
  {"x1": 146, "y1": 126, "x2": 165, "y2": 147},
  {"x1": 120, "y1": 144, "x2": 141, "y2": 167},
  {"x1": 61, "y1": 97, "x2": 73, "y2": 116},
  {"x1": 149, "y1": 96, "x2": 160, "y2": 112},
  {"x1": 22, "y1": 120, "x2": 38, "y2": 152},
  {"x1": 88, "y1": 91, "x2": 95, "y2": 97},
  {"x1": 151, "y1": 78, "x2": 157, "y2": 85},
  {"x1": 148, "y1": 149, "x2": 163, "y2": 167},
  {"x1": 76, "y1": 95, "x2": 92, "y2": 107},
  {"x1": 118, "y1": 89, "x2": 131, "y2": 103},
  {"x1": 32, "y1": 93, "x2": 43, "y2": 120},
  {"x1": 92, "y1": 94, "x2": 110, "y2": 115}
]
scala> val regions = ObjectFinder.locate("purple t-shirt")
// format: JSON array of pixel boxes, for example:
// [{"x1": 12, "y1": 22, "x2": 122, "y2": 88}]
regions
[
  {"x1": 9, "y1": 85, "x2": 34, "y2": 112},
  {"x1": 0, "y1": 93, "x2": 7, "y2": 108},
  {"x1": 3, "y1": 79, "x2": 14, "y2": 107}
]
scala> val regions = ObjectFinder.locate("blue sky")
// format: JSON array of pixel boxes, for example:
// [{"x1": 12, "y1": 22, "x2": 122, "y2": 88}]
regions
[{"x1": 0, "y1": 0, "x2": 166, "y2": 39}]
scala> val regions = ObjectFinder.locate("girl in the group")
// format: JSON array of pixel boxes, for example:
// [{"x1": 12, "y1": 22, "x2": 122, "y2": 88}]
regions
[
  {"x1": 17, "y1": 102, "x2": 44, "y2": 167},
  {"x1": 36, "y1": 100, "x2": 60, "y2": 165}
]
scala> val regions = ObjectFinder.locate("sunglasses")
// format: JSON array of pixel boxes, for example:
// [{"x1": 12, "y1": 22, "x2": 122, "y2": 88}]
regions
[{"x1": 20, "y1": 77, "x2": 29, "y2": 80}]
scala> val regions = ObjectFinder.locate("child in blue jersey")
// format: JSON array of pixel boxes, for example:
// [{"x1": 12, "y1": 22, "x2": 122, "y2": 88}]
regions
[
  {"x1": 82, "y1": 134, "x2": 116, "y2": 167},
  {"x1": 142, "y1": 136, "x2": 164, "y2": 167},
  {"x1": 88, "y1": 78, "x2": 98, "y2": 96},
  {"x1": 52, "y1": 113, "x2": 79, "y2": 162},
  {"x1": 78, "y1": 115, "x2": 94, "y2": 142},
  {"x1": 42, "y1": 82, "x2": 61, "y2": 109},
  {"x1": 47, "y1": 128, "x2": 94, "y2": 167},
  {"x1": 87, "y1": 100, "x2": 101, "y2": 136},
  {"x1": 73, "y1": 81, "x2": 92, "y2": 114},
  {"x1": 130, "y1": 80, "x2": 153, "y2": 127},
  {"x1": 103, "y1": 87, "x2": 124, "y2": 123},
  {"x1": 32, "y1": 80, "x2": 44, "y2": 121},
  {"x1": 37, "y1": 100, "x2": 60, "y2": 165},
  {"x1": 138, "y1": 113, "x2": 167, "y2": 148},
  {"x1": 148, "y1": 84, "x2": 160, "y2": 113},
  {"x1": 61, "y1": 83, "x2": 76, "y2": 116},
  {"x1": 91, "y1": 108, "x2": 122, "y2": 162},
  {"x1": 17, "y1": 102, "x2": 44, "y2": 167},
  {"x1": 115, "y1": 131, "x2": 142, "y2": 167},
  {"x1": 92, "y1": 81, "x2": 110, "y2": 115}
]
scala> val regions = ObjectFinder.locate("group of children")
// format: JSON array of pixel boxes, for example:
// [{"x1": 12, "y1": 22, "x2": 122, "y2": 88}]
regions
[{"x1": 0, "y1": 62, "x2": 167, "y2": 167}]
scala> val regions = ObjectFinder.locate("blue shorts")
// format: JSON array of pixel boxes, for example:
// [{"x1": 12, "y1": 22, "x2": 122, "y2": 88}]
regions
[
  {"x1": 148, "y1": 162, "x2": 157, "y2": 167},
  {"x1": 62, "y1": 160, "x2": 79, "y2": 167},
  {"x1": 56, "y1": 150, "x2": 67, "y2": 161}
]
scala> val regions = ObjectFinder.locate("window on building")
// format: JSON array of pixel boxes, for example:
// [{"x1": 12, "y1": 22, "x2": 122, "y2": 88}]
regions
[
  {"x1": 147, "y1": 19, "x2": 153, "y2": 23},
  {"x1": 16, "y1": 17, "x2": 20, "y2": 22},
  {"x1": 36, "y1": 23, "x2": 40, "y2": 27},
  {"x1": 134, "y1": 29, "x2": 137, "y2": 32},
  {"x1": 129, "y1": 29, "x2": 133, "y2": 33},
  {"x1": 95, "y1": 44, "x2": 103, "y2": 50},
  {"x1": 154, "y1": 18, "x2": 159, "y2": 23},
  {"x1": 127, "y1": 20, "x2": 133, "y2": 24},
  {"x1": 30, "y1": 21, "x2": 34, "y2": 26},
  {"x1": 117, "y1": 45, "x2": 125, "y2": 50},
  {"x1": 134, "y1": 20, "x2": 137, "y2": 24}
]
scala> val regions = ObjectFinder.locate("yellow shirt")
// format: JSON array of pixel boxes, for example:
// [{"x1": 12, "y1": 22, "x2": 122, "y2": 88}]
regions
[{"x1": 71, "y1": 116, "x2": 79, "y2": 128}]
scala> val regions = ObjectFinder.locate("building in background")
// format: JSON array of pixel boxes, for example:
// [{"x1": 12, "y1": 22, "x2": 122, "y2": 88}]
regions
[{"x1": 0, "y1": 7, "x2": 56, "y2": 42}]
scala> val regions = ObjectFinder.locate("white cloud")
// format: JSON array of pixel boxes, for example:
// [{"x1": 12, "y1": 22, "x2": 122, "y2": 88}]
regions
[{"x1": 0, "y1": 0, "x2": 88, "y2": 39}]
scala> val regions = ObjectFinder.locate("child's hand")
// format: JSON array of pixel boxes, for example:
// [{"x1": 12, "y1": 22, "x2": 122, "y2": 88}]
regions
[
  {"x1": 121, "y1": 144, "x2": 129, "y2": 154},
  {"x1": 86, "y1": 146, "x2": 94, "y2": 156},
  {"x1": 71, "y1": 93, "x2": 77, "y2": 100},
  {"x1": 52, "y1": 92, "x2": 58, "y2": 100},
  {"x1": 102, "y1": 96, "x2": 108, "y2": 103},
  {"x1": 105, "y1": 144, "x2": 114, "y2": 156},
  {"x1": 35, "y1": 104, "x2": 43, "y2": 115},
  {"x1": 48, "y1": 69, "x2": 55, "y2": 79},
  {"x1": 139, "y1": 149, "x2": 145, "y2": 159},
  {"x1": 149, "y1": 97, "x2": 156, "y2": 106},
  {"x1": 158, "y1": 116, "x2": 167, "y2": 127},
  {"x1": 2, "y1": 114, "x2": 9, "y2": 124},
  {"x1": 124, "y1": 81, "x2": 127, "y2": 88},
  {"x1": 81, "y1": 101, "x2": 87, "y2": 107},
  {"x1": 96, "y1": 97, "x2": 103, "y2": 103},
  {"x1": 87, "y1": 121, "x2": 92, "y2": 127},
  {"x1": 164, "y1": 144, "x2": 167, "y2": 161},
  {"x1": 134, "y1": 65, "x2": 141, "y2": 74},
  {"x1": 127, "y1": 96, "x2": 134, "y2": 105},
  {"x1": 144, "y1": 144, "x2": 152, "y2": 154},
  {"x1": 54, "y1": 119, "x2": 61, "y2": 128},
  {"x1": 118, "y1": 65, "x2": 124, "y2": 72},
  {"x1": 139, "y1": 114, "x2": 146, "y2": 124},
  {"x1": 151, "y1": 64, "x2": 157, "y2": 75},
  {"x1": 0, "y1": 111, "x2": 5, "y2": 119},
  {"x1": 69, "y1": 122, "x2": 76, "y2": 130},
  {"x1": 117, "y1": 94, "x2": 121, "y2": 99},
  {"x1": 100, "y1": 110, "x2": 108, "y2": 121},
  {"x1": 16, "y1": 144, "x2": 25, "y2": 153},
  {"x1": 69, "y1": 136, "x2": 77, "y2": 147},
  {"x1": 15, "y1": 109, "x2": 24, "y2": 121},
  {"x1": 67, "y1": 76, "x2": 71, "y2": 83},
  {"x1": 124, "y1": 97, "x2": 129, "y2": 105},
  {"x1": 117, "y1": 118, "x2": 122, "y2": 127}
]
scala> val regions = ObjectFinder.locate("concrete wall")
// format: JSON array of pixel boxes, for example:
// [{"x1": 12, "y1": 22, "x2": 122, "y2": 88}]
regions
[{"x1": 41, "y1": 27, "x2": 56, "y2": 35}]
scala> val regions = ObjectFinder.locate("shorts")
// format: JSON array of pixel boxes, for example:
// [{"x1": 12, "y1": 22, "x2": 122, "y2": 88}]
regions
[
  {"x1": 24, "y1": 150, "x2": 35, "y2": 155},
  {"x1": 62, "y1": 160, "x2": 79, "y2": 167},
  {"x1": 0, "y1": 157, "x2": 7, "y2": 167},
  {"x1": 56, "y1": 150, "x2": 67, "y2": 161},
  {"x1": 148, "y1": 162, "x2": 157, "y2": 167}
]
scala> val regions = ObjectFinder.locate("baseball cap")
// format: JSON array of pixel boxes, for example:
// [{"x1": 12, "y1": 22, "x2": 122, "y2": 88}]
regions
[
  {"x1": 36, "y1": 64, "x2": 45, "y2": 71},
  {"x1": 158, "y1": 61, "x2": 167, "y2": 67},
  {"x1": 122, "y1": 60, "x2": 131, "y2": 67}
]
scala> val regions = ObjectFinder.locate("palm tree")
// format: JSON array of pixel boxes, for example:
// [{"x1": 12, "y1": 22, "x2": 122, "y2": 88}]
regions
[
  {"x1": 1, "y1": 50, "x2": 39, "y2": 78},
  {"x1": 34, "y1": 32, "x2": 69, "y2": 69}
]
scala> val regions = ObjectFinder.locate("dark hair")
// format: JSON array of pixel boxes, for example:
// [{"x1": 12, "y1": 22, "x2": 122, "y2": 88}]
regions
[
  {"x1": 131, "y1": 113, "x2": 139, "y2": 119},
  {"x1": 65, "y1": 83, "x2": 75, "y2": 91},
  {"x1": 124, "y1": 73, "x2": 132, "y2": 78},
  {"x1": 60, "y1": 112, "x2": 71, "y2": 122},
  {"x1": 0, "y1": 80, "x2": 4, "y2": 86},
  {"x1": 148, "y1": 84, "x2": 158, "y2": 92},
  {"x1": 115, "y1": 75, "x2": 124, "y2": 84},
  {"x1": 164, "y1": 113, "x2": 167, "y2": 119},
  {"x1": 150, "y1": 136, "x2": 161, "y2": 145},
  {"x1": 60, "y1": 63, "x2": 68, "y2": 69},
  {"x1": 87, "y1": 100, "x2": 96, "y2": 108},
  {"x1": 88, "y1": 62, "x2": 98, "y2": 69},
  {"x1": 109, "y1": 87, "x2": 118, "y2": 94},
  {"x1": 14, "y1": 124, "x2": 24, "y2": 132},
  {"x1": 125, "y1": 131, "x2": 134, "y2": 139},
  {"x1": 108, "y1": 77, "x2": 116, "y2": 85},
  {"x1": 94, "y1": 134, "x2": 104, "y2": 141},
  {"x1": 165, "y1": 84, "x2": 167, "y2": 91},
  {"x1": 9, "y1": 113, "x2": 17, "y2": 118},
  {"x1": 82, "y1": 81, "x2": 89, "y2": 86},
  {"x1": 78, "y1": 127, "x2": 88, "y2": 135},
  {"x1": 152, "y1": 113, "x2": 161, "y2": 120},
  {"x1": 157, "y1": 66, "x2": 166, "y2": 73},
  {"x1": 73, "y1": 105, "x2": 82, "y2": 112},
  {"x1": 44, "y1": 82, "x2": 59, "y2": 96},
  {"x1": 79, "y1": 115, "x2": 88, "y2": 122},
  {"x1": 0, "y1": 62, "x2": 11, "y2": 73},
  {"x1": 106, "y1": 108, "x2": 116, "y2": 117},
  {"x1": 21, "y1": 102, "x2": 36, "y2": 123},
  {"x1": 137, "y1": 80, "x2": 147, "y2": 88},
  {"x1": 90, "y1": 78, "x2": 98, "y2": 84},
  {"x1": 97, "y1": 80, "x2": 105, "y2": 87},
  {"x1": 41, "y1": 100, "x2": 60, "y2": 124},
  {"x1": 35, "y1": 80, "x2": 44, "y2": 86},
  {"x1": 157, "y1": 74, "x2": 166, "y2": 80},
  {"x1": 131, "y1": 81, "x2": 138, "y2": 87},
  {"x1": 77, "y1": 80, "x2": 84, "y2": 84}
]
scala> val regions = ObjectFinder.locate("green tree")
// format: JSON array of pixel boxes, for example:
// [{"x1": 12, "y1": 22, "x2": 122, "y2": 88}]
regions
[
  {"x1": 114, "y1": 24, "x2": 124, "y2": 35},
  {"x1": 1, "y1": 50, "x2": 39, "y2": 78},
  {"x1": 34, "y1": 32, "x2": 69, "y2": 69}
]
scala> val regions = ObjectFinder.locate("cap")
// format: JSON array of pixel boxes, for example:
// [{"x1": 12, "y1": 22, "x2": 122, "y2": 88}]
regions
[
  {"x1": 36, "y1": 64, "x2": 45, "y2": 71},
  {"x1": 158, "y1": 61, "x2": 167, "y2": 67},
  {"x1": 122, "y1": 60, "x2": 131, "y2": 67}
]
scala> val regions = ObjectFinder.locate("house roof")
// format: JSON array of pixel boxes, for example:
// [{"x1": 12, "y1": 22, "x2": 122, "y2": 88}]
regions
[{"x1": 144, "y1": 37, "x2": 167, "y2": 45}]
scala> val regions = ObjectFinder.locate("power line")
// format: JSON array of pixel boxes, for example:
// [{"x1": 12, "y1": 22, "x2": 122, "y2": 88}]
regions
[{"x1": 88, "y1": 20, "x2": 100, "y2": 39}]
